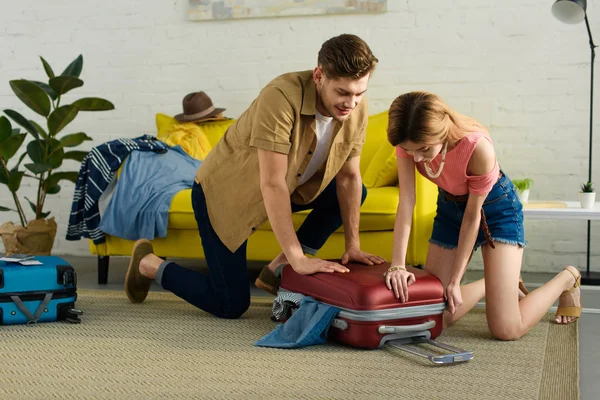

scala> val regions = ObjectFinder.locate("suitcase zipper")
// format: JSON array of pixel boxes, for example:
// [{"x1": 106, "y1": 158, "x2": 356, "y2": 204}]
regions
[
  {"x1": 335, "y1": 303, "x2": 446, "y2": 322},
  {"x1": 0, "y1": 288, "x2": 77, "y2": 303}
]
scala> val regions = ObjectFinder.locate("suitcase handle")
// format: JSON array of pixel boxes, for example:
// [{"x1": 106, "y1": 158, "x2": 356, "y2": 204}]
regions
[
  {"x1": 378, "y1": 320, "x2": 436, "y2": 334},
  {"x1": 331, "y1": 318, "x2": 348, "y2": 330},
  {"x1": 387, "y1": 338, "x2": 474, "y2": 364},
  {"x1": 10, "y1": 292, "x2": 53, "y2": 325}
]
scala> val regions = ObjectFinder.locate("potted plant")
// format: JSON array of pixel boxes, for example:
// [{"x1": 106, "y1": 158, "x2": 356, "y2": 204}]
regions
[
  {"x1": 579, "y1": 181, "x2": 596, "y2": 209},
  {"x1": 0, "y1": 55, "x2": 114, "y2": 255},
  {"x1": 512, "y1": 178, "x2": 534, "y2": 204}
]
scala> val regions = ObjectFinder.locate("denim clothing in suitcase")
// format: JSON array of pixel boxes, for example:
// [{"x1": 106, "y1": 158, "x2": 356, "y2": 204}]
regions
[{"x1": 0, "y1": 256, "x2": 80, "y2": 325}]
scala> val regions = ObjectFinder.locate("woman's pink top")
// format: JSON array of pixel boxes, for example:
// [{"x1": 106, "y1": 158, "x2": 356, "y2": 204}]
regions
[{"x1": 395, "y1": 131, "x2": 499, "y2": 196}]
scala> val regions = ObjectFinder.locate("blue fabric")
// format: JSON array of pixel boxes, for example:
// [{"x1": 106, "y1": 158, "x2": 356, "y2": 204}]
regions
[
  {"x1": 66, "y1": 135, "x2": 168, "y2": 244},
  {"x1": 254, "y1": 297, "x2": 340, "y2": 348},
  {"x1": 98, "y1": 145, "x2": 201, "y2": 241},
  {"x1": 430, "y1": 169, "x2": 527, "y2": 251}
]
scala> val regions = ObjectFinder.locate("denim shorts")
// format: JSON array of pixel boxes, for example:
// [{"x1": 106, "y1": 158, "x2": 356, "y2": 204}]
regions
[{"x1": 429, "y1": 171, "x2": 527, "y2": 251}]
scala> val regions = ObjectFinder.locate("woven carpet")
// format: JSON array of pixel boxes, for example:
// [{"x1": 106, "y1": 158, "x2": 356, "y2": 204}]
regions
[{"x1": 0, "y1": 290, "x2": 579, "y2": 400}]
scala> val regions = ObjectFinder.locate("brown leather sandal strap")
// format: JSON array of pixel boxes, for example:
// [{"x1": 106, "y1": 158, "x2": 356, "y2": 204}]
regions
[
  {"x1": 518, "y1": 277, "x2": 529, "y2": 295},
  {"x1": 555, "y1": 306, "x2": 582, "y2": 318},
  {"x1": 480, "y1": 209, "x2": 495, "y2": 249},
  {"x1": 563, "y1": 267, "x2": 581, "y2": 292}
]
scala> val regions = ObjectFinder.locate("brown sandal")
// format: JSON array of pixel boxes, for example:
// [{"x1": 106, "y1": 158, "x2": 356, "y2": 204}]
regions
[
  {"x1": 518, "y1": 275, "x2": 529, "y2": 296},
  {"x1": 554, "y1": 267, "x2": 582, "y2": 324}
]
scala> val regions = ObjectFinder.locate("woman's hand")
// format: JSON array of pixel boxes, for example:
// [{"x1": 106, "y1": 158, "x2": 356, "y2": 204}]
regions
[
  {"x1": 445, "y1": 281, "x2": 463, "y2": 314},
  {"x1": 385, "y1": 267, "x2": 416, "y2": 302}
]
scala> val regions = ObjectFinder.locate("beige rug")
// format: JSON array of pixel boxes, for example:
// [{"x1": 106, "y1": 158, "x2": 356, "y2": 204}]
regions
[{"x1": 0, "y1": 290, "x2": 579, "y2": 400}]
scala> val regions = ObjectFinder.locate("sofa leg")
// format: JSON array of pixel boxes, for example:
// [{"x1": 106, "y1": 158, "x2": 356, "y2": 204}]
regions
[{"x1": 98, "y1": 256, "x2": 110, "y2": 285}]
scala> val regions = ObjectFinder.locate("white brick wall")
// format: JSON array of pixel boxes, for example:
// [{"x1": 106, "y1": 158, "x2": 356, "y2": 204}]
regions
[{"x1": 1, "y1": 0, "x2": 599, "y2": 273}]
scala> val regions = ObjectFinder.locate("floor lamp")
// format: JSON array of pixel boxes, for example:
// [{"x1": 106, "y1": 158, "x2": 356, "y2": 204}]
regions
[{"x1": 552, "y1": 0, "x2": 599, "y2": 285}]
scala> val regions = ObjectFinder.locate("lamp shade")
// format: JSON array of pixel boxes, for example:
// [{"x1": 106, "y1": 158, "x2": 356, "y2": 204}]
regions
[{"x1": 552, "y1": 0, "x2": 587, "y2": 24}]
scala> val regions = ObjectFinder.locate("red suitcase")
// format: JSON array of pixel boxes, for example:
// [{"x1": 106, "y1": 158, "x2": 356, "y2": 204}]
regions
[{"x1": 280, "y1": 262, "x2": 473, "y2": 364}]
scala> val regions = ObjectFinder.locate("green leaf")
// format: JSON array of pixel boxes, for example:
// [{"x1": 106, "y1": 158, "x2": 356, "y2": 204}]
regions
[
  {"x1": 0, "y1": 165, "x2": 8, "y2": 184},
  {"x1": 48, "y1": 105, "x2": 78, "y2": 135},
  {"x1": 72, "y1": 97, "x2": 115, "y2": 111},
  {"x1": 61, "y1": 55, "x2": 83, "y2": 77},
  {"x1": 0, "y1": 205, "x2": 17, "y2": 212},
  {"x1": 25, "y1": 194, "x2": 50, "y2": 219},
  {"x1": 1, "y1": 133, "x2": 27, "y2": 160},
  {"x1": 15, "y1": 152, "x2": 28, "y2": 169},
  {"x1": 63, "y1": 150, "x2": 87, "y2": 162},
  {"x1": 46, "y1": 171, "x2": 78, "y2": 188},
  {"x1": 0, "y1": 116, "x2": 11, "y2": 142},
  {"x1": 4, "y1": 109, "x2": 39, "y2": 140},
  {"x1": 32, "y1": 81, "x2": 58, "y2": 101},
  {"x1": 29, "y1": 120, "x2": 49, "y2": 140},
  {"x1": 46, "y1": 184, "x2": 61, "y2": 195},
  {"x1": 24, "y1": 196, "x2": 37, "y2": 215},
  {"x1": 26, "y1": 140, "x2": 45, "y2": 163},
  {"x1": 59, "y1": 132, "x2": 92, "y2": 148},
  {"x1": 26, "y1": 138, "x2": 62, "y2": 170},
  {"x1": 9, "y1": 80, "x2": 51, "y2": 117},
  {"x1": 7, "y1": 170, "x2": 24, "y2": 192},
  {"x1": 25, "y1": 163, "x2": 52, "y2": 174},
  {"x1": 46, "y1": 139, "x2": 64, "y2": 168},
  {"x1": 48, "y1": 76, "x2": 83, "y2": 96},
  {"x1": 40, "y1": 56, "x2": 55, "y2": 79}
]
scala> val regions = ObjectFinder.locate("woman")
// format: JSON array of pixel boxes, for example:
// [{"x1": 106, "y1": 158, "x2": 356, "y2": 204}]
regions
[{"x1": 385, "y1": 91, "x2": 581, "y2": 340}]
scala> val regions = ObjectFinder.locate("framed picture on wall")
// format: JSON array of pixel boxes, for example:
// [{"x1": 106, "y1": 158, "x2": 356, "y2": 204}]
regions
[{"x1": 188, "y1": 0, "x2": 387, "y2": 21}]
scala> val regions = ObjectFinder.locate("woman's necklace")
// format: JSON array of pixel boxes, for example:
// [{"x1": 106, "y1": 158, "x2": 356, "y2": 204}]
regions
[{"x1": 424, "y1": 142, "x2": 448, "y2": 179}]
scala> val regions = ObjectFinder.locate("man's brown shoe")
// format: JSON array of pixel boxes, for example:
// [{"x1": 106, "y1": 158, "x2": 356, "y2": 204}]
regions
[
  {"x1": 124, "y1": 239, "x2": 154, "y2": 303},
  {"x1": 255, "y1": 265, "x2": 281, "y2": 296}
]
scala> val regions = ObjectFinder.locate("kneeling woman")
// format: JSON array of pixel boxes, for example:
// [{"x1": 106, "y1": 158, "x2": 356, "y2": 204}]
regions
[{"x1": 385, "y1": 91, "x2": 581, "y2": 340}]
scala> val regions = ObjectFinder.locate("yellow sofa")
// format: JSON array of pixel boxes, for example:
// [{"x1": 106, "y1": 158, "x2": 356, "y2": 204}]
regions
[{"x1": 90, "y1": 111, "x2": 438, "y2": 284}]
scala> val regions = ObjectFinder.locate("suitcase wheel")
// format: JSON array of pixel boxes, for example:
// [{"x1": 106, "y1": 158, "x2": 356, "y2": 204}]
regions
[{"x1": 65, "y1": 308, "x2": 83, "y2": 324}]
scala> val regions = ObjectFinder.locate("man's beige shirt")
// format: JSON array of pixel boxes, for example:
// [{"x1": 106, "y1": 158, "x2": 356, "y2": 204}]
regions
[{"x1": 195, "y1": 70, "x2": 368, "y2": 252}]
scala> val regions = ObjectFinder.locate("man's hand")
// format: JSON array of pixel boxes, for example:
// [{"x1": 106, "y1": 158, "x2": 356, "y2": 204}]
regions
[
  {"x1": 341, "y1": 248, "x2": 386, "y2": 266},
  {"x1": 291, "y1": 256, "x2": 350, "y2": 275},
  {"x1": 445, "y1": 281, "x2": 463, "y2": 315}
]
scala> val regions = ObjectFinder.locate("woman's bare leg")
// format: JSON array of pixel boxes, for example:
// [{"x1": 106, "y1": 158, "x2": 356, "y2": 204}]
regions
[
  {"x1": 482, "y1": 243, "x2": 579, "y2": 340},
  {"x1": 424, "y1": 243, "x2": 486, "y2": 328}
]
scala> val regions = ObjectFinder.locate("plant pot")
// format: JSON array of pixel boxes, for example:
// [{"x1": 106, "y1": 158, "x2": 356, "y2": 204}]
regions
[
  {"x1": 0, "y1": 218, "x2": 57, "y2": 255},
  {"x1": 579, "y1": 192, "x2": 596, "y2": 209},
  {"x1": 517, "y1": 189, "x2": 530, "y2": 204}
]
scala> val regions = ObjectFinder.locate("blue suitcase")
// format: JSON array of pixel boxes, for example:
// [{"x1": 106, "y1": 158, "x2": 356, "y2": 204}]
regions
[{"x1": 0, "y1": 256, "x2": 82, "y2": 325}]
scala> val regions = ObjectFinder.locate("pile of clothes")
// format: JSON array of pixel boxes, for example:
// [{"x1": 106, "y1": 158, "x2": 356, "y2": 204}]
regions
[{"x1": 66, "y1": 91, "x2": 228, "y2": 244}]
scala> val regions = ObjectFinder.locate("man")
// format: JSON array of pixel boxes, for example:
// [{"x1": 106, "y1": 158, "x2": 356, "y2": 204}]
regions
[{"x1": 125, "y1": 33, "x2": 385, "y2": 319}]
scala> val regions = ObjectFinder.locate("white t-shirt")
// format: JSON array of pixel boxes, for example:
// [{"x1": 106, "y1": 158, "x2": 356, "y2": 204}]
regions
[{"x1": 298, "y1": 110, "x2": 335, "y2": 186}]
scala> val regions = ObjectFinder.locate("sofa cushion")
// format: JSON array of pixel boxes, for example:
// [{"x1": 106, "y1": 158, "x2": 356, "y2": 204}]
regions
[
  {"x1": 168, "y1": 186, "x2": 399, "y2": 232},
  {"x1": 363, "y1": 140, "x2": 398, "y2": 188},
  {"x1": 197, "y1": 119, "x2": 236, "y2": 147},
  {"x1": 156, "y1": 113, "x2": 178, "y2": 138},
  {"x1": 359, "y1": 110, "x2": 389, "y2": 177}
]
